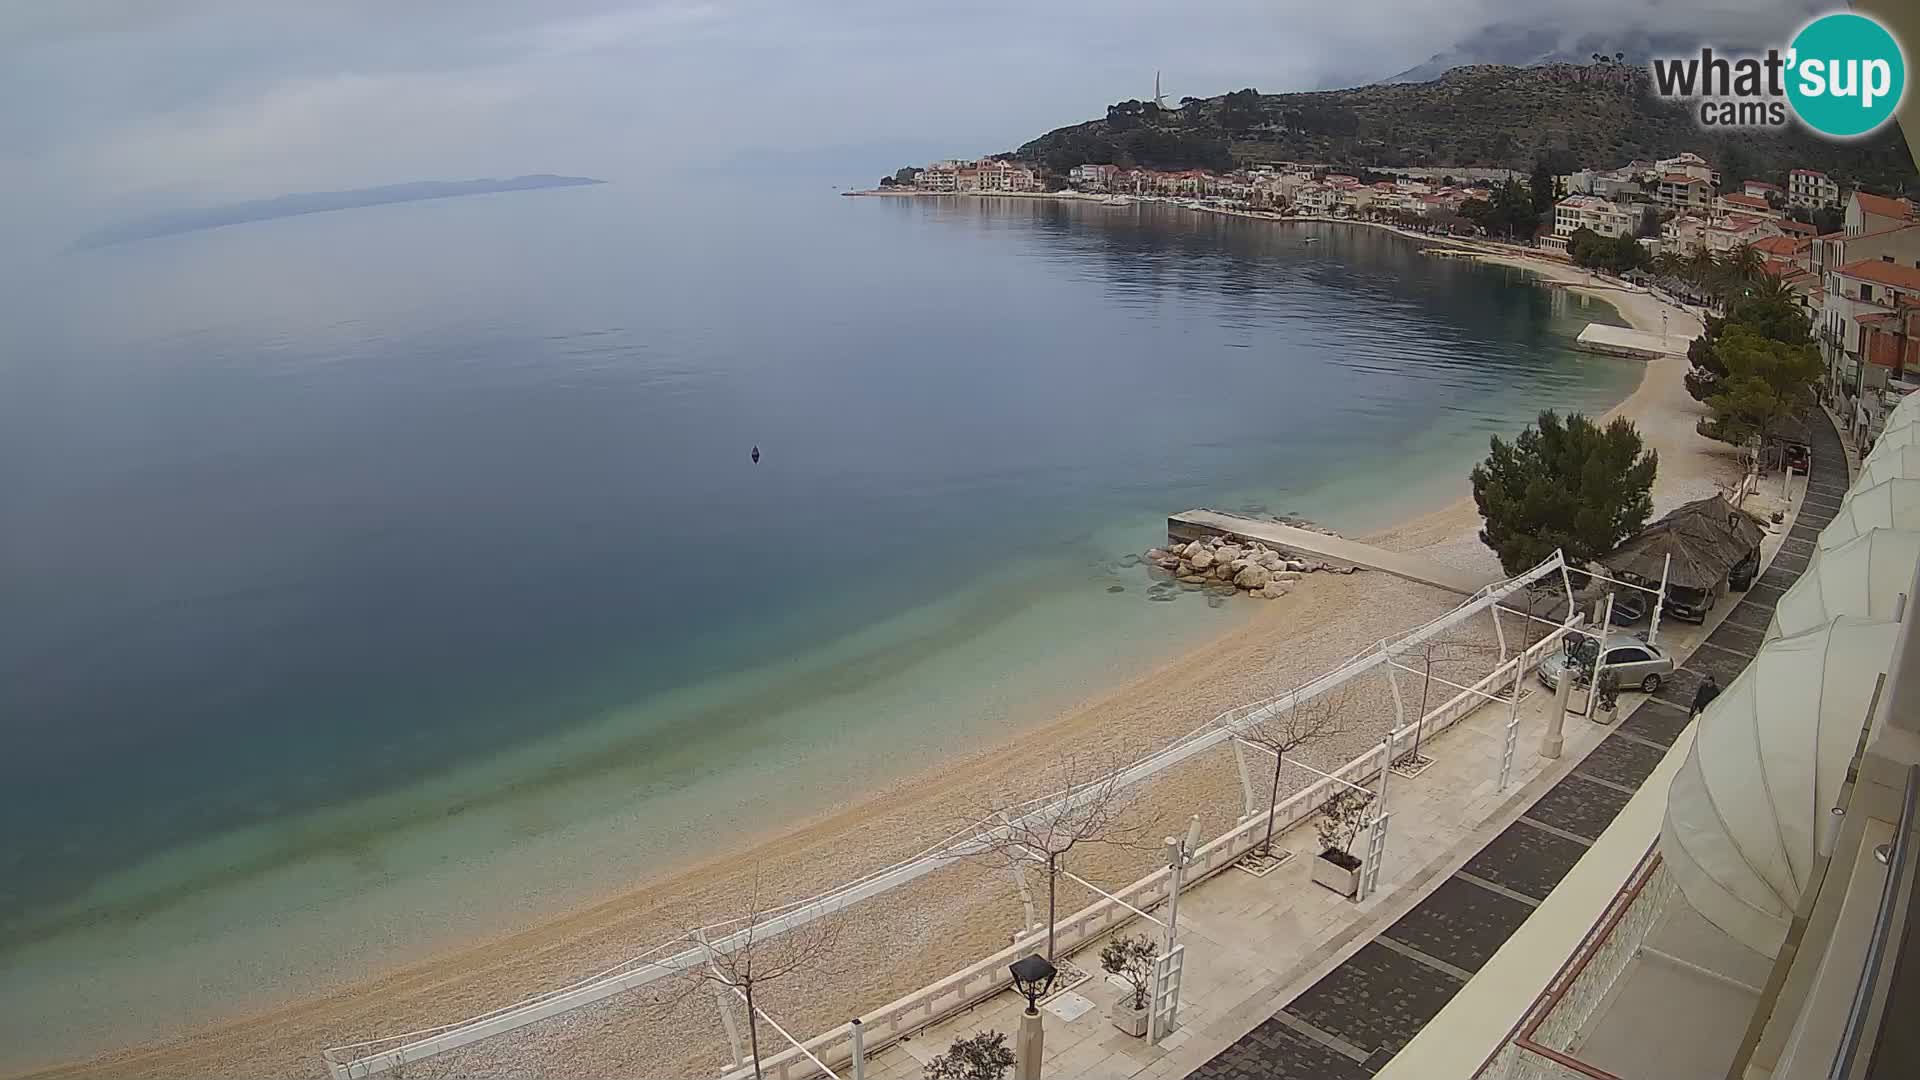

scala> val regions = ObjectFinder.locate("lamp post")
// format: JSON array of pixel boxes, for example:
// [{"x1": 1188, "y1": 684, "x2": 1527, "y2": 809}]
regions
[{"x1": 1009, "y1": 953, "x2": 1057, "y2": 1080}]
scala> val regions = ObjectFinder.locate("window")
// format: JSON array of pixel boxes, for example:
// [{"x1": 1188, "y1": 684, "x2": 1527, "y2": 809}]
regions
[{"x1": 1607, "y1": 647, "x2": 1650, "y2": 664}]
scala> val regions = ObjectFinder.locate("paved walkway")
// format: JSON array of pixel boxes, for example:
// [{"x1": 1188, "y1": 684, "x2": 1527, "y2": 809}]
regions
[
  {"x1": 1167, "y1": 511, "x2": 1496, "y2": 596},
  {"x1": 1182, "y1": 412, "x2": 1848, "y2": 1079}
]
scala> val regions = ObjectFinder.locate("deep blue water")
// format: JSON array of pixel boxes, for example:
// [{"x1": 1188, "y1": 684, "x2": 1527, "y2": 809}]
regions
[{"x1": 0, "y1": 185, "x2": 1637, "y2": 963}]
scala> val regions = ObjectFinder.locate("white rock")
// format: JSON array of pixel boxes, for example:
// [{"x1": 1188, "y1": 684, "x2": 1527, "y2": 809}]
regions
[
  {"x1": 1259, "y1": 552, "x2": 1283, "y2": 570},
  {"x1": 1146, "y1": 548, "x2": 1169, "y2": 562},
  {"x1": 1262, "y1": 582, "x2": 1291, "y2": 599},
  {"x1": 1234, "y1": 565, "x2": 1271, "y2": 589},
  {"x1": 1274, "y1": 571, "x2": 1302, "y2": 582},
  {"x1": 1188, "y1": 548, "x2": 1215, "y2": 570},
  {"x1": 1285, "y1": 560, "x2": 1310, "y2": 573}
]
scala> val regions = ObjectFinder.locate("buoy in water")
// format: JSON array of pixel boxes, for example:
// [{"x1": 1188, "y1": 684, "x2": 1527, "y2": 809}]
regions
[{"x1": 751, "y1": 445, "x2": 760, "y2": 464}]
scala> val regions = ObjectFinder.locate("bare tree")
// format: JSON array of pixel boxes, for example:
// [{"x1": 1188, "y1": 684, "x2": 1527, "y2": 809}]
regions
[
  {"x1": 1236, "y1": 686, "x2": 1358, "y2": 857},
  {"x1": 686, "y1": 869, "x2": 845, "y2": 1080},
  {"x1": 1397, "y1": 637, "x2": 1500, "y2": 764},
  {"x1": 964, "y1": 750, "x2": 1148, "y2": 963}
]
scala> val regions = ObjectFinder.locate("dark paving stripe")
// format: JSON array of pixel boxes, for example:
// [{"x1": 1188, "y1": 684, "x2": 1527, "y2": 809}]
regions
[
  {"x1": 1789, "y1": 523, "x2": 1824, "y2": 541},
  {"x1": 1685, "y1": 644, "x2": 1757, "y2": 686},
  {"x1": 1724, "y1": 601, "x2": 1776, "y2": 632},
  {"x1": 1186, "y1": 1014, "x2": 1374, "y2": 1079},
  {"x1": 1618, "y1": 698, "x2": 1695, "y2": 747},
  {"x1": 1782, "y1": 537, "x2": 1817, "y2": 554},
  {"x1": 1655, "y1": 666, "x2": 1709, "y2": 709},
  {"x1": 1282, "y1": 942, "x2": 1464, "y2": 1060},
  {"x1": 1771, "y1": 549, "x2": 1812, "y2": 573},
  {"x1": 1755, "y1": 564, "x2": 1800, "y2": 591},
  {"x1": 1382, "y1": 876, "x2": 1539, "y2": 976},
  {"x1": 1575, "y1": 733, "x2": 1670, "y2": 791},
  {"x1": 1708, "y1": 620, "x2": 1768, "y2": 652},
  {"x1": 1462, "y1": 820, "x2": 1589, "y2": 903},
  {"x1": 1802, "y1": 495, "x2": 1843, "y2": 513},
  {"x1": 1522, "y1": 773, "x2": 1635, "y2": 841}
]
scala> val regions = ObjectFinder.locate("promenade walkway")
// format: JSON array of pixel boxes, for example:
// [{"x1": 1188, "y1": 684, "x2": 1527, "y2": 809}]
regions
[
  {"x1": 1167, "y1": 511, "x2": 1496, "y2": 597},
  {"x1": 1184, "y1": 412, "x2": 1847, "y2": 1079},
  {"x1": 845, "y1": 417, "x2": 1842, "y2": 1080}
]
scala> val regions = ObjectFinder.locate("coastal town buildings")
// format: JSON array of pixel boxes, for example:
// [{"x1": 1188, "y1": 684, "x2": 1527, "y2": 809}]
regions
[
  {"x1": 1655, "y1": 172, "x2": 1713, "y2": 211},
  {"x1": 1789, "y1": 166, "x2": 1841, "y2": 208},
  {"x1": 1849, "y1": 189, "x2": 1917, "y2": 235},
  {"x1": 1543, "y1": 194, "x2": 1644, "y2": 251}
]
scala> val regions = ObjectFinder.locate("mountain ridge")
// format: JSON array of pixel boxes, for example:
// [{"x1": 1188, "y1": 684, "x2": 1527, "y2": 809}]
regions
[{"x1": 1011, "y1": 64, "x2": 1915, "y2": 191}]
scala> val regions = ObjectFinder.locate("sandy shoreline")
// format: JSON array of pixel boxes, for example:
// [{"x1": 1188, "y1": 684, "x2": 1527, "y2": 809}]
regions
[{"x1": 14, "y1": 215, "x2": 1736, "y2": 1080}]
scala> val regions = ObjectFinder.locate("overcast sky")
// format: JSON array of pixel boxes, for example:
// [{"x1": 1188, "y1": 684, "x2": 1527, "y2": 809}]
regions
[{"x1": 1, "y1": 0, "x2": 1823, "y2": 234}]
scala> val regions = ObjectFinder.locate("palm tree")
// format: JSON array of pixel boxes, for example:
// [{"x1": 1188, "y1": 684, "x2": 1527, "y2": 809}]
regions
[
  {"x1": 1724, "y1": 243, "x2": 1764, "y2": 286},
  {"x1": 1685, "y1": 247, "x2": 1719, "y2": 293}
]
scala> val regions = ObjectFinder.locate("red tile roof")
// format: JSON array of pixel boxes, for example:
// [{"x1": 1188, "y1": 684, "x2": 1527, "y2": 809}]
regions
[
  {"x1": 1721, "y1": 193, "x2": 1771, "y2": 211},
  {"x1": 1662, "y1": 173, "x2": 1708, "y2": 184},
  {"x1": 1838, "y1": 258, "x2": 1920, "y2": 291},
  {"x1": 1856, "y1": 192, "x2": 1915, "y2": 220},
  {"x1": 1791, "y1": 168, "x2": 1829, "y2": 178},
  {"x1": 1752, "y1": 235, "x2": 1805, "y2": 257},
  {"x1": 1778, "y1": 220, "x2": 1817, "y2": 236},
  {"x1": 1744, "y1": 181, "x2": 1783, "y2": 191}
]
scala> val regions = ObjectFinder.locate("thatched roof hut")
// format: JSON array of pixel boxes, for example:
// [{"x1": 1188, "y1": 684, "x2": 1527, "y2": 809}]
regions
[{"x1": 1600, "y1": 494, "x2": 1765, "y2": 591}]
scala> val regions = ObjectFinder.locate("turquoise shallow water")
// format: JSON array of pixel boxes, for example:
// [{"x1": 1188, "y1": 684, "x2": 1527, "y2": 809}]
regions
[{"x1": 0, "y1": 186, "x2": 1639, "y2": 1061}]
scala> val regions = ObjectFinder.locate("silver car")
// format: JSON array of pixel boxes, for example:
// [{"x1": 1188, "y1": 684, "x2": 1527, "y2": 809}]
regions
[{"x1": 1536, "y1": 633, "x2": 1675, "y2": 694}]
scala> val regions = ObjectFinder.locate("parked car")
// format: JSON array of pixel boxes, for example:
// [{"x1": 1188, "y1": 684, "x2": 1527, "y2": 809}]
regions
[
  {"x1": 1728, "y1": 552, "x2": 1759, "y2": 591},
  {"x1": 1606, "y1": 590, "x2": 1650, "y2": 625},
  {"x1": 1663, "y1": 584, "x2": 1715, "y2": 623},
  {"x1": 1537, "y1": 632, "x2": 1675, "y2": 694}
]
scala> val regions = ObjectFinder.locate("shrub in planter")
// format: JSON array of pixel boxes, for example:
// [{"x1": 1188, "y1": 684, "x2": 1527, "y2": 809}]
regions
[
  {"x1": 1099, "y1": 934, "x2": 1158, "y2": 1037},
  {"x1": 1594, "y1": 669, "x2": 1621, "y2": 724},
  {"x1": 1311, "y1": 788, "x2": 1374, "y2": 897},
  {"x1": 925, "y1": 1030, "x2": 1016, "y2": 1080}
]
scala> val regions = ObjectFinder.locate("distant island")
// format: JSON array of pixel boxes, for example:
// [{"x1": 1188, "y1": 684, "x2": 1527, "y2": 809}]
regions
[{"x1": 74, "y1": 174, "x2": 606, "y2": 249}]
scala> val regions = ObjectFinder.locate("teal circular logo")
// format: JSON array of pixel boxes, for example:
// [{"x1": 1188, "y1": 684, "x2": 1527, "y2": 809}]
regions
[{"x1": 1786, "y1": 13, "x2": 1906, "y2": 138}]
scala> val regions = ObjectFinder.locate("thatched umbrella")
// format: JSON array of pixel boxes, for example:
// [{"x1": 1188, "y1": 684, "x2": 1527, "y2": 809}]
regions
[{"x1": 1601, "y1": 521, "x2": 1730, "y2": 591}]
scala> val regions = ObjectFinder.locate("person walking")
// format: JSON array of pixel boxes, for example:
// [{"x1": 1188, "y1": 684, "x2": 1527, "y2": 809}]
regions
[{"x1": 1690, "y1": 674, "x2": 1722, "y2": 719}]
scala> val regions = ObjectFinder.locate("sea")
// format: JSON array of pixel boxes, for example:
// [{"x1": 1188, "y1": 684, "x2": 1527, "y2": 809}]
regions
[{"x1": 0, "y1": 182, "x2": 1640, "y2": 1064}]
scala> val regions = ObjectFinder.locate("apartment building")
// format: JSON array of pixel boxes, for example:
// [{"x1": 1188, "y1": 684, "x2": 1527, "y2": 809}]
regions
[{"x1": 1789, "y1": 167, "x2": 1841, "y2": 208}]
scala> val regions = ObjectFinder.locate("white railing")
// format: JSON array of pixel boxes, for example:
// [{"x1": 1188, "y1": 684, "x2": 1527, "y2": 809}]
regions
[
  {"x1": 723, "y1": 625, "x2": 1574, "y2": 1080},
  {"x1": 325, "y1": 554, "x2": 1575, "y2": 1079}
]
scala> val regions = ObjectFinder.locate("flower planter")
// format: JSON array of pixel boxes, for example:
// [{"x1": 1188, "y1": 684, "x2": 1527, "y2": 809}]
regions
[
  {"x1": 1110, "y1": 996, "x2": 1150, "y2": 1037},
  {"x1": 1595, "y1": 704, "x2": 1617, "y2": 725},
  {"x1": 1311, "y1": 850, "x2": 1361, "y2": 898}
]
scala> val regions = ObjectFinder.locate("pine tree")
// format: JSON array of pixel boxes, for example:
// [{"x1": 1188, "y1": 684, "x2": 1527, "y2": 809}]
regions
[{"x1": 1470, "y1": 411, "x2": 1658, "y2": 576}]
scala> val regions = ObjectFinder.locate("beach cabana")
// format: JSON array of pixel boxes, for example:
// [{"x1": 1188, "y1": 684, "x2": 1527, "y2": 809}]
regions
[{"x1": 1600, "y1": 494, "x2": 1764, "y2": 622}]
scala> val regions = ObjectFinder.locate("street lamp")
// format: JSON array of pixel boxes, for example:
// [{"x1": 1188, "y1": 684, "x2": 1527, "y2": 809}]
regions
[
  {"x1": 1009, "y1": 953, "x2": 1057, "y2": 1013},
  {"x1": 1009, "y1": 953, "x2": 1056, "y2": 1080}
]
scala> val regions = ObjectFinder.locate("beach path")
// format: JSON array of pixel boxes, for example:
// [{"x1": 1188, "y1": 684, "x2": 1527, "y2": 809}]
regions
[{"x1": 1170, "y1": 510, "x2": 1498, "y2": 596}]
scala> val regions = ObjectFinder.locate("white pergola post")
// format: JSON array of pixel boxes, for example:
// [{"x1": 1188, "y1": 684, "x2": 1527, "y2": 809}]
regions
[
  {"x1": 1359, "y1": 735, "x2": 1394, "y2": 901},
  {"x1": 1647, "y1": 553, "x2": 1672, "y2": 648},
  {"x1": 1499, "y1": 650, "x2": 1526, "y2": 789},
  {"x1": 1584, "y1": 593, "x2": 1616, "y2": 722},
  {"x1": 849, "y1": 1018, "x2": 866, "y2": 1080},
  {"x1": 1231, "y1": 740, "x2": 1259, "y2": 819},
  {"x1": 1492, "y1": 603, "x2": 1508, "y2": 663}
]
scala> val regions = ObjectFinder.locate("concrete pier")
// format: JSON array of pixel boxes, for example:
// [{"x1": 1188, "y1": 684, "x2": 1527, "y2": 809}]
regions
[{"x1": 1168, "y1": 509, "x2": 1497, "y2": 596}]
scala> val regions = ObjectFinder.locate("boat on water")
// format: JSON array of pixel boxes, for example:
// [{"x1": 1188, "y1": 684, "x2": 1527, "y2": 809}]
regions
[{"x1": 1304, "y1": 237, "x2": 1320, "y2": 244}]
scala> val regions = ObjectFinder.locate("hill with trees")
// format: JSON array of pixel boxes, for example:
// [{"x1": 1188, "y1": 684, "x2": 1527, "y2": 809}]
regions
[{"x1": 1012, "y1": 64, "x2": 1915, "y2": 193}]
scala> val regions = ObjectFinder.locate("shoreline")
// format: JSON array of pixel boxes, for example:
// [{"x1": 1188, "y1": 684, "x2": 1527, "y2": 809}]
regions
[{"x1": 13, "y1": 211, "x2": 1727, "y2": 1080}]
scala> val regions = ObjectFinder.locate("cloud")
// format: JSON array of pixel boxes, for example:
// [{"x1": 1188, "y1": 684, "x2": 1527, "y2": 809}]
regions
[{"x1": 0, "y1": 0, "x2": 1839, "y2": 239}]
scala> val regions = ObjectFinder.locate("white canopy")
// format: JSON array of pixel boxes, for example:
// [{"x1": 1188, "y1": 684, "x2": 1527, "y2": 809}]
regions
[
  {"x1": 1870, "y1": 421, "x2": 1920, "y2": 457},
  {"x1": 1884, "y1": 390, "x2": 1920, "y2": 430},
  {"x1": 1768, "y1": 528, "x2": 1920, "y2": 640},
  {"x1": 1661, "y1": 617, "x2": 1901, "y2": 956},
  {"x1": 1822, "y1": 478, "x2": 1920, "y2": 545},
  {"x1": 1856, "y1": 445, "x2": 1920, "y2": 489}
]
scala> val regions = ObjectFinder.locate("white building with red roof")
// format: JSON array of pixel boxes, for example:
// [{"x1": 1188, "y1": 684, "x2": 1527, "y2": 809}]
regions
[{"x1": 1788, "y1": 167, "x2": 1840, "y2": 209}]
